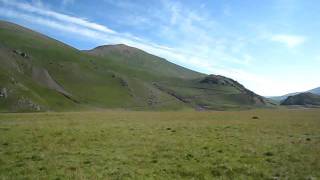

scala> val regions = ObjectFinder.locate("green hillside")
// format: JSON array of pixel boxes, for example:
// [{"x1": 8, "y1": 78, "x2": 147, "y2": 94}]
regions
[
  {"x1": 0, "y1": 21, "x2": 271, "y2": 112},
  {"x1": 281, "y1": 92, "x2": 320, "y2": 106},
  {"x1": 86, "y1": 44, "x2": 203, "y2": 80}
]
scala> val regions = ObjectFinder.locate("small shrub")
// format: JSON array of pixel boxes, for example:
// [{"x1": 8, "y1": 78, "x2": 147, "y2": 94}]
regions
[
  {"x1": 185, "y1": 153, "x2": 194, "y2": 160},
  {"x1": 84, "y1": 160, "x2": 91, "y2": 164},
  {"x1": 38, "y1": 167, "x2": 46, "y2": 171},
  {"x1": 264, "y1": 152, "x2": 273, "y2": 156}
]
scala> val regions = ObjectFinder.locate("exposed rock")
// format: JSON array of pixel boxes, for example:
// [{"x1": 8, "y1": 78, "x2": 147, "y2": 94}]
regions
[
  {"x1": 201, "y1": 75, "x2": 267, "y2": 106},
  {"x1": 13, "y1": 49, "x2": 29, "y2": 58},
  {"x1": 147, "y1": 92, "x2": 158, "y2": 106},
  {"x1": 120, "y1": 78, "x2": 128, "y2": 87},
  {"x1": 17, "y1": 97, "x2": 41, "y2": 111},
  {"x1": 32, "y1": 67, "x2": 72, "y2": 97},
  {"x1": 200, "y1": 75, "x2": 232, "y2": 85},
  {"x1": 200, "y1": 75, "x2": 250, "y2": 92},
  {"x1": 0, "y1": 88, "x2": 8, "y2": 98}
]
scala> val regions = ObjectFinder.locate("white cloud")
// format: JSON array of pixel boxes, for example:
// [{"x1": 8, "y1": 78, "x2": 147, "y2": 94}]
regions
[
  {"x1": 1, "y1": 0, "x2": 116, "y2": 34},
  {"x1": 0, "y1": 8, "x2": 109, "y2": 41},
  {"x1": 271, "y1": 34, "x2": 306, "y2": 48}
]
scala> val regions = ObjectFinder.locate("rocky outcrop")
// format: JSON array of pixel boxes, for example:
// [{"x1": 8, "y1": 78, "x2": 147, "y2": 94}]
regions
[
  {"x1": 0, "y1": 88, "x2": 8, "y2": 98},
  {"x1": 200, "y1": 75, "x2": 249, "y2": 90},
  {"x1": 200, "y1": 75, "x2": 267, "y2": 106},
  {"x1": 17, "y1": 97, "x2": 41, "y2": 111},
  {"x1": 13, "y1": 49, "x2": 29, "y2": 58},
  {"x1": 200, "y1": 75, "x2": 232, "y2": 85}
]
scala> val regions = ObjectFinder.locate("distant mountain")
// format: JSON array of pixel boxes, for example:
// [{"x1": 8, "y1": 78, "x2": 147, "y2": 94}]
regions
[
  {"x1": 0, "y1": 20, "x2": 272, "y2": 112},
  {"x1": 281, "y1": 92, "x2": 320, "y2": 106},
  {"x1": 309, "y1": 87, "x2": 320, "y2": 95},
  {"x1": 269, "y1": 87, "x2": 320, "y2": 102}
]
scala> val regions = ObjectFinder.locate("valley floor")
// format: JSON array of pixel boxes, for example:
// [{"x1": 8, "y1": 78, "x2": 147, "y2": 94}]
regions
[{"x1": 0, "y1": 109, "x2": 319, "y2": 179}]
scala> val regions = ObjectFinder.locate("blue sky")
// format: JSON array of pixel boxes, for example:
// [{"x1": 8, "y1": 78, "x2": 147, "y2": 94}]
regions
[{"x1": 1, "y1": 0, "x2": 319, "y2": 96}]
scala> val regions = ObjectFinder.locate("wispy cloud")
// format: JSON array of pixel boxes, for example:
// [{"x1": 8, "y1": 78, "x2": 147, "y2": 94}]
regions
[
  {"x1": 271, "y1": 34, "x2": 306, "y2": 48},
  {"x1": 0, "y1": 7, "x2": 107, "y2": 41},
  {"x1": 1, "y1": 0, "x2": 116, "y2": 34}
]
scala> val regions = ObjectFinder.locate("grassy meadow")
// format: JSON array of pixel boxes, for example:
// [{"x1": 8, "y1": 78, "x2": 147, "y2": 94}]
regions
[{"x1": 0, "y1": 109, "x2": 319, "y2": 179}]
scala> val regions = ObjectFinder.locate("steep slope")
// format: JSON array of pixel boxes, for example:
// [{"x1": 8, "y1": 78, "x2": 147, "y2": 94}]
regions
[
  {"x1": 0, "y1": 20, "x2": 271, "y2": 112},
  {"x1": 281, "y1": 92, "x2": 320, "y2": 106},
  {"x1": 0, "y1": 21, "x2": 137, "y2": 111}
]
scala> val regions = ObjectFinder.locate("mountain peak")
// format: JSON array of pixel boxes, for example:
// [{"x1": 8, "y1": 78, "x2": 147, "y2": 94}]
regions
[{"x1": 91, "y1": 44, "x2": 142, "y2": 55}]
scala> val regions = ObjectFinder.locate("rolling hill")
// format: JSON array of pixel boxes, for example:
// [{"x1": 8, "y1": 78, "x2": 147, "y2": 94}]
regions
[
  {"x1": 281, "y1": 92, "x2": 320, "y2": 106},
  {"x1": 0, "y1": 20, "x2": 272, "y2": 112},
  {"x1": 269, "y1": 87, "x2": 320, "y2": 102}
]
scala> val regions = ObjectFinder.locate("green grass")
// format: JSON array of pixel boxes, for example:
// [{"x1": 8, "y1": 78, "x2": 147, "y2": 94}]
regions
[{"x1": 0, "y1": 109, "x2": 319, "y2": 179}]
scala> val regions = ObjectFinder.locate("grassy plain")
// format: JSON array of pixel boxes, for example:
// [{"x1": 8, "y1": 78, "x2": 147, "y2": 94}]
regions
[{"x1": 0, "y1": 109, "x2": 319, "y2": 179}]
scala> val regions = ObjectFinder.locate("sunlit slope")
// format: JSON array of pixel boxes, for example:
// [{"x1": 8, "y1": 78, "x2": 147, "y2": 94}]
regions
[
  {"x1": 87, "y1": 46, "x2": 272, "y2": 110},
  {"x1": 86, "y1": 44, "x2": 204, "y2": 80},
  {"x1": 0, "y1": 21, "x2": 191, "y2": 111},
  {"x1": 0, "y1": 21, "x2": 271, "y2": 112}
]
